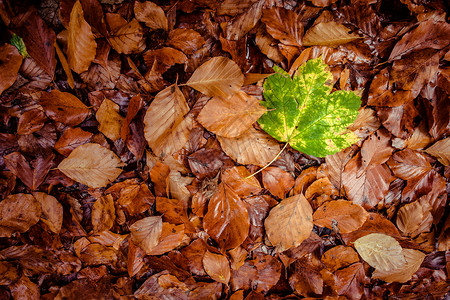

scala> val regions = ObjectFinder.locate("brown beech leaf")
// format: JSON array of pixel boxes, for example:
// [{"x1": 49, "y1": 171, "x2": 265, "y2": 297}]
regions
[
  {"x1": 134, "y1": 1, "x2": 168, "y2": 30},
  {"x1": 188, "y1": 148, "x2": 234, "y2": 180},
  {"x1": 387, "y1": 148, "x2": 431, "y2": 181},
  {"x1": 354, "y1": 233, "x2": 406, "y2": 272},
  {"x1": 68, "y1": 0, "x2": 97, "y2": 73},
  {"x1": 32, "y1": 192, "x2": 63, "y2": 234},
  {"x1": 389, "y1": 20, "x2": 450, "y2": 61},
  {"x1": 186, "y1": 56, "x2": 244, "y2": 98},
  {"x1": 0, "y1": 44, "x2": 22, "y2": 95},
  {"x1": 92, "y1": 194, "x2": 115, "y2": 233},
  {"x1": 243, "y1": 195, "x2": 273, "y2": 242},
  {"x1": 128, "y1": 239, "x2": 146, "y2": 277},
  {"x1": 10, "y1": 276, "x2": 40, "y2": 299},
  {"x1": 347, "y1": 107, "x2": 380, "y2": 139},
  {"x1": 396, "y1": 197, "x2": 433, "y2": 237},
  {"x1": 203, "y1": 183, "x2": 250, "y2": 251},
  {"x1": 321, "y1": 245, "x2": 359, "y2": 272},
  {"x1": 313, "y1": 200, "x2": 369, "y2": 234},
  {"x1": 372, "y1": 249, "x2": 426, "y2": 283},
  {"x1": 223, "y1": 0, "x2": 264, "y2": 40},
  {"x1": 55, "y1": 127, "x2": 93, "y2": 156},
  {"x1": 95, "y1": 98, "x2": 124, "y2": 141},
  {"x1": 197, "y1": 90, "x2": 266, "y2": 138},
  {"x1": 325, "y1": 146, "x2": 355, "y2": 192},
  {"x1": 147, "y1": 223, "x2": 185, "y2": 256},
  {"x1": 261, "y1": 8, "x2": 304, "y2": 46},
  {"x1": 107, "y1": 15, "x2": 144, "y2": 54},
  {"x1": 80, "y1": 59, "x2": 121, "y2": 90},
  {"x1": 288, "y1": 255, "x2": 324, "y2": 297},
  {"x1": 144, "y1": 84, "x2": 193, "y2": 158},
  {"x1": 342, "y1": 152, "x2": 395, "y2": 209},
  {"x1": 17, "y1": 109, "x2": 47, "y2": 135},
  {"x1": 310, "y1": 0, "x2": 338, "y2": 7},
  {"x1": 264, "y1": 193, "x2": 313, "y2": 252},
  {"x1": 359, "y1": 129, "x2": 394, "y2": 174},
  {"x1": 143, "y1": 47, "x2": 187, "y2": 75},
  {"x1": 335, "y1": 263, "x2": 366, "y2": 300},
  {"x1": 254, "y1": 26, "x2": 285, "y2": 64},
  {"x1": 4, "y1": 152, "x2": 54, "y2": 191},
  {"x1": 221, "y1": 166, "x2": 262, "y2": 198},
  {"x1": 303, "y1": 22, "x2": 361, "y2": 47},
  {"x1": 79, "y1": 243, "x2": 118, "y2": 266},
  {"x1": 57, "y1": 143, "x2": 123, "y2": 188},
  {"x1": 218, "y1": 127, "x2": 280, "y2": 167},
  {"x1": 156, "y1": 196, "x2": 188, "y2": 225},
  {"x1": 39, "y1": 90, "x2": 89, "y2": 126},
  {"x1": 168, "y1": 29, "x2": 206, "y2": 55},
  {"x1": 425, "y1": 137, "x2": 450, "y2": 166},
  {"x1": 117, "y1": 183, "x2": 154, "y2": 216},
  {"x1": 129, "y1": 216, "x2": 163, "y2": 254},
  {"x1": 203, "y1": 251, "x2": 231, "y2": 284},
  {"x1": 262, "y1": 166, "x2": 294, "y2": 199},
  {"x1": 217, "y1": 0, "x2": 259, "y2": 15},
  {"x1": 0, "y1": 194, "x2": 41, "y2": 238},
  {"x1": 150, "y1": 162, "x2": 170, "y2": 197}
]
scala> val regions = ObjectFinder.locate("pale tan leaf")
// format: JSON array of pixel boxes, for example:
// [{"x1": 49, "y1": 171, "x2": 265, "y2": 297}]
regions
[
  {"x1": 129, "y1": 216, "x2": 163, "y2": 254},
  {"x1": 32, "y1": 192, "x2": 63, "y2": 234},
  {"x1": 425, "y1": 137, "x2": 450, "y2": 166},
  {"x1": 313, "y1": 200, "x2": 369, "y2": 234},
  {"x1": 95, "y1": 98, "x2": 125, "y2": 141},
  {"x1": 107, "y1": 16, "x2": 144, "y2": 54},
  {"x1": 354, "y1": 233, "x2": 406, "y2": 272},
  {"x1": 405, "y1": 120, "x2": 432, "y2": 150},
  {"x1": 218, "y1": 127, "x2": 280, "y2": 167},
  {"x1": 197, "y1": 90, "x2": 266, "y2": 138},
  {"x1": 92, "y1": 194, "x2": 115, "y2": 233},
  {"x1": 134, "y1": 1, "x2": 168, "y2": 30},
  {"x1": 0, "y1": 194, "x2": 42, "y2": 238},
  {"x1": 303, "y1": 22, "x2": 361, "y2": 47},
  {"x1": 168, "y1": 171, "x2": 194, "y2": 204},
  {"x1": 67, "y1": 0, "x2": 97, "y2": 74},
  {"x1": 396, "y1": 197, "x2": 433, "y2": 237},
  {"x1": 203, "y1": 251, "x2": 231, "y2": 284},
  {"x1": 57, "y1": 143, "x2": 123, "y2": 188},
  {"x1": 264, "y1": 194, "x2": 313, "y2": 252},
  {"x1": 372, "y1": 249, "x2": 426, "y2": 283},
  {"x1": 186, "y1": 56, "x2": 244, "y2": 98},
  {"x1": 144, "y1": 84, "x2": 193, "y2": 158}
]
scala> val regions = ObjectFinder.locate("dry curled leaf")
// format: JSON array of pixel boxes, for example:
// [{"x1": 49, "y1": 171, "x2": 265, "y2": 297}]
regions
[{"x1": 57, "y1": 143, "x2": 123, "y2": 188}]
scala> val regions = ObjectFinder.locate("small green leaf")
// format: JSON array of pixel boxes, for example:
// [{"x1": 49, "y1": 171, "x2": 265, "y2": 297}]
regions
[
  {"x1": 258, "y1": 58, "x2": 361, "y2": 157},
  {"x1": 10, "y1": 34, "x2": 29, "y2": 58}
]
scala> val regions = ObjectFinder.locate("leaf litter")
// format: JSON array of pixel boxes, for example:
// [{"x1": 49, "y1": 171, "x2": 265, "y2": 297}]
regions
[{"x1": 0, "y1": 0, "x2": 449, "y2": 299}]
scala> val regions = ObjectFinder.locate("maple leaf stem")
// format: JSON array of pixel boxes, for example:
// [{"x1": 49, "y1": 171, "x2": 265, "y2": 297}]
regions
[{"x1": 244, "y1": 142, "x2": 289, "y2": 179}]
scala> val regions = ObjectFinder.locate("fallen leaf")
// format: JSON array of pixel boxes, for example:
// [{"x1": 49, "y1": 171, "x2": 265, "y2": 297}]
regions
[
  {"x1": 67, "y1": 0, "x2": 97, "y2": 73},
  {"x1": 262, "y1": 166, "x2": 294, "y2": 199},
  {"x1": 95, "y1": 98, "x2": 124, "y2": 141},
  {"x1": 303, "y1": 22, "x2": 361, "y2": 47},
  {"x1": 372, "y1": 248, "x2": 426, "y2": 283},
  {"x1": 55, "y1": 127, "x2": 93, "y2": 156},
  {"x1": 57, "y1": 143, "x2": 123, "y2": 188},
  {"x1": 186, "y1": 56, "x2": 244, "y2": 98},
  {"x1": 396, "y1": 197, "x2": 433, "y2": 237},
  {"x1": 0, "y1": 194, "x2": 41, "y2": 238},
  {"x1": 325, "y1": 146, "x2": 355, "y2": 192},
  {"x1": 321, "y1": 245, "x2": 359, "y2": 272},
  {"x1": 188, "y1": 148, "x2": 234, "y2": 180},
  {"x1": 223, "y1": 0, "x2": 264, "y2": 40},
  {"x1": 32, "y1": 192, "x2": 63, "y2": 234},
  {"x1": 288, "y1": 255, "x2": 324, "y2": 297},
  {"x1": 203, "y1": 251, "x2": 231, "y2": 284},
  {"x1": 10, "y1": 275, "x2": 40, "y2": 300},
  {"x1": 261, "y1": 8, "x2": 303, "y2": 46},
  {"x1": 360, "y1": 129, "x2": 394, "y2": 173},
  {"x1": 129, "y1": 216, "x2": 163, "y2": 254},
  {"x1": 354, "y1": 233, "x2": 406, "y2": 272},
  {"x1": 254, "y1": 26, "x2": 285, "y2": 63},
  {"x1": 143, "y1": 47, "x2": 187, "y2": 75},
  {"x1": 17, "y1": 109, "x2": 47, "y2": 135},
  {"x1": 146, "y1": 223, "x2": 185, "y2": 256},
  {"x1": 168, "y1": 28, "x2": 206, "y2": 55},
  {"x1": 217, "y1": 0, "x2": 259, "y2": 15},
  {"x1": 387, "y1": 148, "x2": 431, "y2": 181},
  {"x1": 107, "y1": 15, "x2": 144, "y2": 54},
  {"x1": 134, "y1": 1, "x2": 168, "y2": 30},
  {"x1": 218, "y1": 127, "x2": 281, "y2": 167},
  {"x1": 313, "y1": 200, "x2": 369, "y2": 234},
  {"x1": 92, "y1": 194, "x2": 115, "y2": 233},
  {"x1": 264, "y1": 193, "x2": 313, "y2": 252},
  {"x1": 79, "y1": 243, "x2": 118, "y2": 266},
  {"x1": 221, "y1": 166, "x2": 262, "y2": 198},
  {"x1": 39, "y1": 90, "x2": 89, "y2": 126},
  {"x1": 127, "y1": 239, "x2": 145, "y2": 277},
  {"x1": 197, "y1": 90, "x2": 266, "y2": 138},
  {"x1": 203, "y1": 183, "x2": 250, "y2": 251},
  {"x1": 0, "y1": 44, "x2": 23, "y2": 95},
  {"x1": 424, "y1": 137, "x2": 450, "y2": 166},
  {"x1": 144, "y1": 84, "x2": 193, "y2": 158},
  {"x1": 335, "y1": 263, "x2": 366, "y2": 300}
]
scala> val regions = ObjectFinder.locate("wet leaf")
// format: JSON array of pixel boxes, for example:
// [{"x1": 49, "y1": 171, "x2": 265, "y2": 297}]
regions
[
  {"x1": 57, "y1": 143, "x2": 123, "y2": 188},
  {"x1": 68, "y1": 0, "x2": 97, "y2": 73},
  {"x1": 313, "y1": 200, "x2": 369, "y2": 234},
  {"x1": 129, "y1": 216, "x2": 163, "y2": 254},
  {"x1": 261, "y1": 8, "x2": 304, "y2": 46},
  {"x1": 187, "y1": 56, "x2": 244, "y2": 98},
  {"x1": 0, "y1": 44, "x2": 23, "y2": 95},
  {"x1": 55, "y1": 127, "x2": 93, "y2": 156},
  {"x1": 221, "y1": 166, "x2": 262, "y2": 198},
  {"x1": 203, "y1": 250, "x2": 231, "y2": 284},
  {"x1": 39, "y1": 90, "x2": 89, "y2": 126},
  {"x1": 203, "y1": 183, "x2": 250, "y2": 251},
  {"x1": 17, "y1": 109, "x2": 47, "y2": 135},
  {"x1": 261, "y1": 166, "x2": 294, "y2": 199},
  {"x1": 147, "y1": 223, "x2": 185, "y2": 256},
  {"x1": 0, "y1": 194, "x2": 41, "y2": 238},
  {"x1": 264, "y1": 193, "x2": 313, "y2": 252},
  {"x1": 197, "y1": 90, "x2": 266, "y2": 138},
  {"x1": 335, "y1": 262, "x2": 366, "y2": 300},
  {"x1": 303, "y1": 22, "x2": 361, "y2": 47}
]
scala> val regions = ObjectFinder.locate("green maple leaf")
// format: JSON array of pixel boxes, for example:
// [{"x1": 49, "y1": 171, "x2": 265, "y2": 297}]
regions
[
  {"x1": 258, "y1": 58, "x2": 361, "y2": 157},
  {"x1": 10, "y1": 34, "x2": 29, "y2": 58}
]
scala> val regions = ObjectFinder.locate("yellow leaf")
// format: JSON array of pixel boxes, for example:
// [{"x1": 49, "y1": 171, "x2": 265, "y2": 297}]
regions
[
  {"x1": 197, "y1": 90, "x2": 266, "y2": 138},
  {"x1": 264, "y1": 193, "x2": 313, "y2": 252},
  {"x1": 303, "y1": 22, "x2": 361, "y2": 47},
  {"x1": 67, "y1": 0, "x2": 97, "y2": 73},
  {"x1": 57, "y1": 143, "x2": 123, "y2": 188},
  {"x1": 96, "y1": 98, "x2": 124, "y2": 141},
  {"x1": 187, "y1": 56, "x2": 244, "y2": 98}
]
